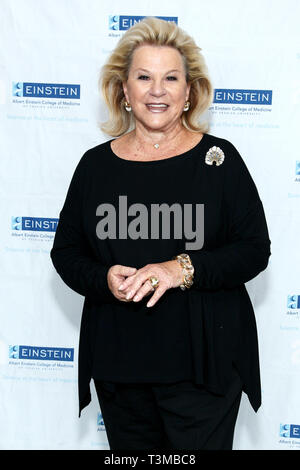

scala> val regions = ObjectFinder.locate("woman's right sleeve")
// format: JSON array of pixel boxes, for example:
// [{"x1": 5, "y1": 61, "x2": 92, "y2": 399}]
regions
[
  {"x1": 50, "y1": 153, "x2": 113, "y2": 303},
  {"x1": 184, "y1": 144, "x2": 271, "y2": 291}
]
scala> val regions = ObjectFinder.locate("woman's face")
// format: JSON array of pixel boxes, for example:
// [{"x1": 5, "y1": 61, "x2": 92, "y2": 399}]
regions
[{"x1": 122, "y1": 44, "x2": 191, "y2": 133}]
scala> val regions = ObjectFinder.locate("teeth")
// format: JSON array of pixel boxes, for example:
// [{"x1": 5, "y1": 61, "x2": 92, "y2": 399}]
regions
[{"x1": 147, "y1": 104, "x2": 168, "y2": 107}]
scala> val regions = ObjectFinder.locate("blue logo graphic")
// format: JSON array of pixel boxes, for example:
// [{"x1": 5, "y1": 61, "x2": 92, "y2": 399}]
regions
[
  {"x1": 12, "y1": 216, "x2": 58, "y2": 232},
  {"x1": 109, "y1": 15, "x2": 178, "y2": 31},
  {"x1": 9, "y1": 345, "x2": 20, "y2": 359},
  {"x1": 97, "y1": 412, "x2": 105, "y2": 429},
  {"x1": 296, "y1": 161, "x2": 300, "y2": 175},
  {"x1": 280, "y1": 424, "x2": 300, "y2": 438},
  {"x1": 12, "y1": 82, "x2": 80, "y2": 99},
  {"x1": 213, "y1": 89, "x2": 273, "y2": 105},
  {"x1": 12, "y1": 82, "x2": 23, "y2": 97},
  {"x1": 9, "y1": 345, "x2": 74, "y2": 362},
  {"x1": 287, "y1": 295, "x2": 300, "y2": 309}
]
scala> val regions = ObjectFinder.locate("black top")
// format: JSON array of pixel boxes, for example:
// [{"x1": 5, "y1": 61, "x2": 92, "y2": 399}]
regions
[{"x1": 50, "y1": 133, "x2": 271, "y2": 416}]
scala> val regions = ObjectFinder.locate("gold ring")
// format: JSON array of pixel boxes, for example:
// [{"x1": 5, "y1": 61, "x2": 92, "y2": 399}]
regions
[{"x1": 149, "y1": 276, "x2": 159, "y2": 290}]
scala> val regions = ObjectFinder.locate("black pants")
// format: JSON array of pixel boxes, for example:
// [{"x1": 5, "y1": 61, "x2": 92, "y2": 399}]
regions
[{"x1": 94, "y1": 368, "x2": 243, "y2": 450}]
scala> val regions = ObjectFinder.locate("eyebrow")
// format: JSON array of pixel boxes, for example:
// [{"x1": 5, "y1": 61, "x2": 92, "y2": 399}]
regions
[{"x1": 134, "y1": 68, "x2": 181, "y2": 74}]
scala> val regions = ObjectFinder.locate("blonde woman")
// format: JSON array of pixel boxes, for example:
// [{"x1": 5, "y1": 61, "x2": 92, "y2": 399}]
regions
[{"x1": 50, "y1": 17, "x2": 271, "y2": 450}]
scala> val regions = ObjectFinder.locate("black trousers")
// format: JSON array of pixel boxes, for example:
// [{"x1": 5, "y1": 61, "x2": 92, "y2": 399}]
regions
[{"x1": 94, "y1": 368, "x2": 243, "y2": 450}]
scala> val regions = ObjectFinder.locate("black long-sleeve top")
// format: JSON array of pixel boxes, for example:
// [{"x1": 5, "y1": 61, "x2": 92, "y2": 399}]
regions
[{"x1": 50, "y1": 133, "x2": 271, "y2": 416}]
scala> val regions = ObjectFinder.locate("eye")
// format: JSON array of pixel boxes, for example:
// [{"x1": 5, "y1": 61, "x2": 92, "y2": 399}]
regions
[
  {"x1": 138, "y1": 75, "x2": 150, "y2": 80},
  {"x1": 166, "y1": 76, "x2": 177, "y2": 81}
]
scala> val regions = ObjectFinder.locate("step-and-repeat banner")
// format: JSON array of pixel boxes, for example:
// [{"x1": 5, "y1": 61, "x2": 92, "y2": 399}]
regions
[{"x1": 1, "y1": 0, "x2": 299, "y2": 450}]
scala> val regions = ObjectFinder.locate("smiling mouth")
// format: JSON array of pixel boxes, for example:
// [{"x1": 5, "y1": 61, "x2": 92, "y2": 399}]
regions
[{"x1": 146, "y1": 104, "x2": 169, "y2": 112}]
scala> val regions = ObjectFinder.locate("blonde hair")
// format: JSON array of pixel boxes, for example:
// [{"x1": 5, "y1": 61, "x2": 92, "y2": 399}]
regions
[{"x1": 99, "y1": 17, "x2": 213, "y2": 136}]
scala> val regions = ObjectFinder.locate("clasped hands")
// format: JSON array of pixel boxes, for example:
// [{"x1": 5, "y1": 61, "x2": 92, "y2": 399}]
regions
[{"x1": 107, "y1": 261, "x2": 184, "y2": 308}]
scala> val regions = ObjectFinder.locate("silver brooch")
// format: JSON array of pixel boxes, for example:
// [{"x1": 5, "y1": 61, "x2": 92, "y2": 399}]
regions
[{"x1": 205, "y1": 146, "x2": 225, "y2": 166}]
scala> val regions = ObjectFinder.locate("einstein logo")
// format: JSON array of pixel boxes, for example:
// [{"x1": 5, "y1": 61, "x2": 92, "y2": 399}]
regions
[
  {"x1": 109, "y1": 15, "x2": 178, "y2": 31},
  {"x1": 12, "y1": 82, "x2": 80, "y2": 99},
  {"x1": 280, "y1": 424, "x2": 300, "y2": 439},
  {"x1": 11, "y1": 216, "x2": 58, "y2": 232},
  {"x1": 9, "y1": 345, "x2": 74, "y2": 362},
  {"x1": 109, "y1": 15, "x2": 120, "y2": 30},
  {"x1": 214, "y1": 89, "x2": 273, "y2": 105},
  {"x1": 287, "y1": 295, "x2": 300, "y2": 309},
  {"x1": 9, "y1": 345, "x2": 20, "y2": 359},
  {"x1": 12, "y1": 82, "x2": 24, "y2": 97},
  {"x1": 11, "y1": 216, "x2": 22, "y2": 231}
]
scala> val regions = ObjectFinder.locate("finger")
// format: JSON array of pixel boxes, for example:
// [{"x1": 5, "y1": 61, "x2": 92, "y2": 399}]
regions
[
  {"x1": 118, "y1": 266, "x2": 137, "y2": 276},
  {"x1": 118, "y1": 273, "x2": 138, "y2": 292},
  {"x1": 132, "y1": 279, "x2": 155, "y2": 303},
  {"x1": 116, "y1": 285, "x2": 135, "y2": 301},
  {"x1": 118, "y1": 265, "x2": 151, "y2": 293},
  {"x1": 116, "y1": 267, "x2": 137, "y2": 289},
  {"x1": 146, "y1": 285, "x2": 166, "y2": 308},
  {"x1": 125, "y1": 274, "x2": 159, "y2": 300},
  {"x1": 118, "y1": 271, "x2": 146, "y2": 297}
]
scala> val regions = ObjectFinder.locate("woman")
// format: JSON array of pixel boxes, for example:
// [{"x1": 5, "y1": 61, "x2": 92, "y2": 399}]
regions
[{"x1": 50, "y1": 17, "x2": 271, "y2": 450}]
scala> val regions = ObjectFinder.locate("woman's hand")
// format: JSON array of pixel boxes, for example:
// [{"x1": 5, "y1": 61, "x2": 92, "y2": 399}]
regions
[
  {"x1": 107, "y1": 265, "x2": 138, "y2": 302},
  {"x1": 116, "y1": 260, "x2": 184, "y2": 308}
]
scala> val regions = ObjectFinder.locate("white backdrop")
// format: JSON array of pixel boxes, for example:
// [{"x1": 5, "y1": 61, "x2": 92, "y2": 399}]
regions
[{"x1": 1, "y1": 0, "x2": 299, "y2": 450}]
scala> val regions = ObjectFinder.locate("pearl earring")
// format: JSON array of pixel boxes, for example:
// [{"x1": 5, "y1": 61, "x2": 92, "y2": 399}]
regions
[
  {"x1": 183, "y1": 101, "x2": 190, "y2": 111},
  {"x1": 124, "y1": 100, "x2": 132, "y2": 112}
]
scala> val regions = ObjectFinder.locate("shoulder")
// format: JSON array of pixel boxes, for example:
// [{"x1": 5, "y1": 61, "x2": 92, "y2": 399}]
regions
[
  {"x1": 204, "y1": 133, "x2": 241, "y2": 160},
  {"x1": 64, "y1": 140, "x2": 112, "y2": 189},
  {"x1": 204, "y1": 133, "x2": 249, "y2": 174},
  {"x1": 74, "y1": 139, "x2": 112, "y2": 175},
  {"x1": 81, "y1": 139, "x2": 112, "y2": 164},
  {"x1": 205, "y1": 134, "x2": 260, "y2": 200}
]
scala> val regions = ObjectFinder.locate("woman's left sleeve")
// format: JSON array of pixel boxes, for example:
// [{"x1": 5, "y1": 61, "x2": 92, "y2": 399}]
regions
[
  {"x1": 50, "y1": 153, "x2": 112, "y2": 303},
  {"x1": 184, "y1": 144, "x2": 271, "y2": 291}
]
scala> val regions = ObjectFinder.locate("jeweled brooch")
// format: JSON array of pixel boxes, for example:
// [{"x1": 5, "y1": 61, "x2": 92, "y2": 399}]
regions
[{"x1": 205, "y1": 146, "x2": 225, "y2": 166}]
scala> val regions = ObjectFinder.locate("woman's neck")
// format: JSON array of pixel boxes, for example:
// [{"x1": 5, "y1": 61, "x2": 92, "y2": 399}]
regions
[{"x1": 133, "y1": 122, "x2": 188, "y2": 147}]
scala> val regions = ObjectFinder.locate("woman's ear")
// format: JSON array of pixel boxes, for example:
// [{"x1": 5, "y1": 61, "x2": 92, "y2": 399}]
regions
[
  {"x1": 186, "y1": 81, "x2": 191, "y2": 102},
  {"x1": 122, "y1": 81, "x2": 129, "y2": 102}
]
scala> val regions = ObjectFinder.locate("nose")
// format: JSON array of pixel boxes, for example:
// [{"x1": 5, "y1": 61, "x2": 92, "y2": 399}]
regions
[{"x1": 149, "y1": 78, "x2": 166, "y2": 97}]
